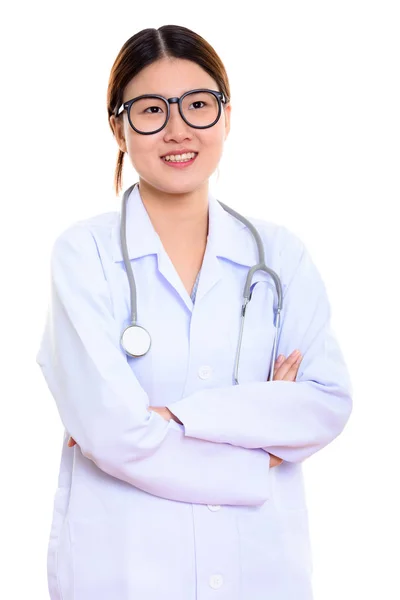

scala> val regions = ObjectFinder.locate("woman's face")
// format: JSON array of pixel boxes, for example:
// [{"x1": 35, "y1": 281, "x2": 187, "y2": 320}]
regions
[{"x1": 110, "y1": 57, "x2": 231, "y2": 195}]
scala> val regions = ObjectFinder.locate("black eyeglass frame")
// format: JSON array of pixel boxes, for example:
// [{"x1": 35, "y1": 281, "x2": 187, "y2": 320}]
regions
[{"x1": 115, "y1": 88, "x2": 227, "y2": 135}]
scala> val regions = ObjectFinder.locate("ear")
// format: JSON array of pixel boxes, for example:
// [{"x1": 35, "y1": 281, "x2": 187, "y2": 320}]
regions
[
  {"x1": 109, "y1": 114, "x2": 127, "y2": 153},
  {"x1": 223, "y1": 102, "x2": 231, "y2": 140}
]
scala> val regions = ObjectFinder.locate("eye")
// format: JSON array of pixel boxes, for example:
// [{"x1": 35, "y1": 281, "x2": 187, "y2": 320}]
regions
[
  {"x1": 144, "y1": 106, "x2": 164, "y2": 114},
  {"x1": 189, "y1": 101, "x2": 206, "y2": 110}
]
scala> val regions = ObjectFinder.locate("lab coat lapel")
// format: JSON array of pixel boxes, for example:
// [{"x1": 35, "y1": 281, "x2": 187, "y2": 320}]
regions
[
  {"x1": 189, "y1": 237, "x2": 222, "y2": 305},
  {"x1": 197, "y1": 193, "x2": 274, "y2": 305},
  {"x1": 184, "y1": 189, "x2": 251, "y2": 306},
  {"x1": 156, "y1": 249, "x2": 195, "y2": 313},
  {"x1": 111, "y1": 184, "x2": 161, "y2": 263},
  {"x1": 158, "y1": 187, "x2": 258, "y2": 310},
  {"x1": 111, "y1": 183, "x2": 203, "y2": 313},
  {"x1": 112, "y1": 184, "x2": 258, "y2": 312},
  {"x1": 155, "y1": 193, "x2": 226, "y2": 312}
]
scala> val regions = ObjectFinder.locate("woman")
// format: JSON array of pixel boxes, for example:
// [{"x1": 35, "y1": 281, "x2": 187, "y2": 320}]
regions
[{"x1": 36, "y1": 25, "x2": 352, "y2": 600}]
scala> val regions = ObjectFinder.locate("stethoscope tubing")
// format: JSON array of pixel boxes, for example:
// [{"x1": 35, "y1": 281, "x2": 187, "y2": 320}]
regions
[{"x1": 120, "y1": 183, "x2": 283, "y2": 384}]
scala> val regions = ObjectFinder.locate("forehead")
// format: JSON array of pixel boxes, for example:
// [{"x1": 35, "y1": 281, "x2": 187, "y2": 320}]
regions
[{"x1": 124, "y1": 58, "x2": 218, "y2": 99}]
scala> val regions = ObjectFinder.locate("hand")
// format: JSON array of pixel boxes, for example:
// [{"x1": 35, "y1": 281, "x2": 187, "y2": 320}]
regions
[
  {"x1": 273, "y1": 349, "x2": 302, "y2": 382},
  {"x1": 268, "y1": 349, "x2": 303, "y2": 468},
  {"x1": 148, "y1": 406, "x2": 183, "y2": 424}
]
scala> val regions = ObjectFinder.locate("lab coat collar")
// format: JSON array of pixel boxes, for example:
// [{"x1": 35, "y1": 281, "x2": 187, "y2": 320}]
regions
[{"x1": 111, "y1": 183, "x2": 257, "y2": 268}]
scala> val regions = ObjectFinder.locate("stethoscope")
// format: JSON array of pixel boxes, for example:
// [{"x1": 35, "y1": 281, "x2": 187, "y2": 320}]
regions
[{"x1": 120, "y1": 182, "x2": 283, "y2": 384}]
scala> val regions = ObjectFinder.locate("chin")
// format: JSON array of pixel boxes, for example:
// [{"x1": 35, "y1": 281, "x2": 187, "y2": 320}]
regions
[{"x1": 140, "y1": 173, "x2": 209, "y2": 196}]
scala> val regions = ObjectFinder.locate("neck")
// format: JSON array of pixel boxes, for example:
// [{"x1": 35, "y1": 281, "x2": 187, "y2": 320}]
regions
[{"x1": 138, "y1": 179, "x2": 210, "y2": 241}]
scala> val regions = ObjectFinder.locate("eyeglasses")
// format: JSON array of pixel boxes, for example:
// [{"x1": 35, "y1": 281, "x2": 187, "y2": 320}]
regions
[{"x1": 115, "y1": 88, "x2": 227, "y2": 135}]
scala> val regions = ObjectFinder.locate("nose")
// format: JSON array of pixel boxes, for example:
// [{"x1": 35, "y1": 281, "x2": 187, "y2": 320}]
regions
[{"x1": 163, "y1": 103, "x2": 192, "y2": 140}]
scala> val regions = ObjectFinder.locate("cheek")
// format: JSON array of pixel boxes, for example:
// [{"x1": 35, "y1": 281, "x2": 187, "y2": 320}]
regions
[
  {"x1": 126, "y1": 139, "x2": 158, "y2": 172},
  {"x1": 198, "y1": 129, "x2": 225, "y2": 160},
  {"x1": 125, "y1": 127, "x2": 224, "y2": 176},
  {"x1": 202, "y1": 121, "x2": 225, "y2": 145}
]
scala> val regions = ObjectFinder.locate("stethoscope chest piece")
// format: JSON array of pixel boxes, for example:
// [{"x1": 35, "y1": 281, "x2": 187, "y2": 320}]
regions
[{"x1": 121, "y1": 324, "x2": 152, "y2": 357}]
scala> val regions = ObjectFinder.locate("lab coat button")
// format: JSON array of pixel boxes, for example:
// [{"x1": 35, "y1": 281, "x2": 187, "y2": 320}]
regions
[
  {"x1": 207, "y1": 504, "x2": 221, "y2": 511},
  {"x1": 209, "y1": 574, "x2": 224, "y2": 589},
  {"x1": 198, "y1": 365, "x2": 213, "y2": 379}
]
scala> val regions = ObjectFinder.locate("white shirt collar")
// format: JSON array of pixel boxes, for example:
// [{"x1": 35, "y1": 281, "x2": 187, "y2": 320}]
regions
[{"x1": 111, "y1": 183, "x2": 259, "y2": 267}]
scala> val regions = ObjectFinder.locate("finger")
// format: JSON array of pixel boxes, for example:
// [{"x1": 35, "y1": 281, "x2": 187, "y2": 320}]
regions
[
  {"x1": 67, "y1": 437, "x2": 76, "y2": 447},
  {"x1": 273, "y1": 355, "x2": 285, "y2": 373},
  {"x1": 282, "y1": 355, "x2": 302, "y2": 381},
  {"x1": 274, "y1": 351, "x2": 300, "y2": 380},
  {"x1": 273, "y1": 354, "x2": 288, "y2": 379},
  {"x1": 282, "y1": 356, "x2": 301, "y2": 381}
]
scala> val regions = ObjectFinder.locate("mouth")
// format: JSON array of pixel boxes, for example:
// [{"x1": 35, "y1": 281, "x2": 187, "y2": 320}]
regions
[{"x1": 161, "y1": 152, "x2": 199, "y2": 168}]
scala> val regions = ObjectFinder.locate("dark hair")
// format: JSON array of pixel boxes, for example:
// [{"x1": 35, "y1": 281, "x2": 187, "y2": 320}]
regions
[{"x1": 107, "y1": 25, "x2": 231, "y2": 196}]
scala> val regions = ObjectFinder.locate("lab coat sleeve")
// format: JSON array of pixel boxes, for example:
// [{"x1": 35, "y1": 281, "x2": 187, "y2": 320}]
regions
[
  {"x1": 36, "y1": 224, "x2": 271, "y2": 506},
  {"x1": 166, "y1": 231, "x2": 353, "y2": 463}
]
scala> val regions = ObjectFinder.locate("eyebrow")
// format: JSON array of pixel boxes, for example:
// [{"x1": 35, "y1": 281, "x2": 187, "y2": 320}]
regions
[{"x1": 131, "y1": 87, "x2": 212, "y2": 98}]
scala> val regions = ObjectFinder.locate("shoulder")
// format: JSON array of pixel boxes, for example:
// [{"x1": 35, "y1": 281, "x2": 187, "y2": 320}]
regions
[
  {"x1": 51, "y1": 211, "x2": 119, "y2": 260},
  {"x1": 49, "y1": 211, "x2": 120, "y2": 280},
  {"x1": 239, "y1": 211, "x2": 306, "y2": 269}
]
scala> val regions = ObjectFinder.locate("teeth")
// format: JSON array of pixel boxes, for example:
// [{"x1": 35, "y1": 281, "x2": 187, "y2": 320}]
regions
[{"x1": 163, "y1": 152, "x2": 197, "y2": 162}]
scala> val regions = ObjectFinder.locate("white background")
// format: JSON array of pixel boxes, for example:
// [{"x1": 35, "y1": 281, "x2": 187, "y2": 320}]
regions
[{"x1": 1, "y1": 1, "x2": 399, "y2": 598}]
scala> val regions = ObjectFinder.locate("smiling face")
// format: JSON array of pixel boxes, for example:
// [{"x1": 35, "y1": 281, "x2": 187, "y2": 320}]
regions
[{"x1": 110, "y1": 57, "x2": 231, "y2": 196}]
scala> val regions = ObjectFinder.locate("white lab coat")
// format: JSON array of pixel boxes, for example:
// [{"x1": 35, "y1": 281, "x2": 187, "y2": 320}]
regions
[{"x1": 36, "y1": 183, "x2": 352, "y2": 600}]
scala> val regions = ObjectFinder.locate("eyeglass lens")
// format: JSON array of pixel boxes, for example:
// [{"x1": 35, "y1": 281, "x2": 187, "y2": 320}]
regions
[{"x1": 129, "y1": 91, "x2": 220, "y2": 133}]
